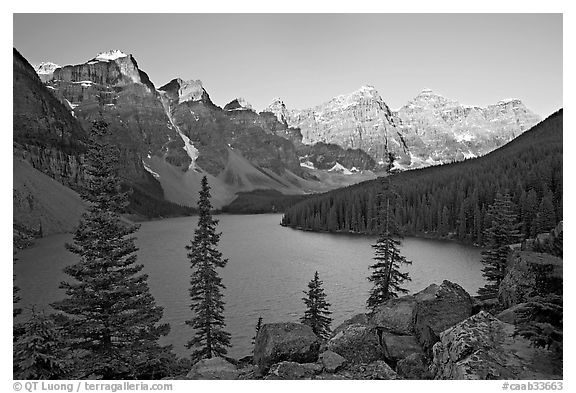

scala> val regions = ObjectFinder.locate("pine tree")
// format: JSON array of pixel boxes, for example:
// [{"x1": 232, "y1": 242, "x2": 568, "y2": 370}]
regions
[
  {"x1": 51, "y1": 120, "x2": 171, "y2": 379},
  {"x1": 478, "y1": 192, "x2": 523, "y2": 299},
  {"x1": 14, "y1": 311, "x2": 69, "y2": 380},
  {"x1": 252, "y1": 316, "x2": 263, "y2": 347},
  {"x1": 300, "y1": 271, "x2": 332, "y2": 340},
  {"x1": 186, "y1": 176, "x2": 231, "y2": 361},
  {"x1": 367, "y1": 158, "x2": 412, "y2": 312}
]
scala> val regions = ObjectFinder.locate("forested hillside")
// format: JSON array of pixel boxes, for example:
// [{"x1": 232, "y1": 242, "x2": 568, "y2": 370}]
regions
[{"x1": 281, "y1": 110, "x2": 563, "y2": 245}]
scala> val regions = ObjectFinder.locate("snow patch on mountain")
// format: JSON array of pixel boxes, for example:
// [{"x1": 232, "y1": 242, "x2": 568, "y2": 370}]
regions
[
  {"x1": 179, "y1": 132, "x2": 199, "y2": 170},
  {"x1": 95, "y1": 50, "x2": 128, "y2": 61},
  {"x1": 224, "y1": 97, "x2": 253, "y2": 111},
  {"x1": 328, "y1": 162, "x2": 353, "y2": 175},
  {"x1": 142, "y1": 161, "x2": 160, "y2": 179},
  {"x1": 300, "y1": 160, "x2": 315, "y2": 170}
]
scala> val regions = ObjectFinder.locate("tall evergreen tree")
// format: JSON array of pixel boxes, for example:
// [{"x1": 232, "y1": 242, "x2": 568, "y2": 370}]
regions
[
  {"x1": 300, "y1": 271, "x2": 332, "y2": 340},
  {"x1": 51, "y1": 120, "x2": 171, "y2": 379},
  {"x1": 186, "y1": 176, "x2": 231, "y2": 360},
  {"x1": 478, "y1": 192, "x2": 523, "y2": 299},
  {"x1": 367, "y1": 155, "x2": 412, "y2": 312},
  {"x1": 13, "y1": 311, "x2": 69, "y2": 380}
]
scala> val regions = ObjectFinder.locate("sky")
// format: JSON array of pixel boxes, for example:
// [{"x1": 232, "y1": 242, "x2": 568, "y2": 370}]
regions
[{"x1": 13, "y1": 13, "x2": 562, "y2": 117}]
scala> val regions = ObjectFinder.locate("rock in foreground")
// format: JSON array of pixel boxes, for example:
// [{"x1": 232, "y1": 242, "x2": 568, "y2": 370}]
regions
[
  {"x1": 254, "y1": 322, "x2": 320, "y2": 373},
  {"x1": 186, "y1": 357, "x2": 240, "y2": 380},
  {"x1": 327, "y1": 323, "x2": 383, "y2": 364},
  {"x1": 431, "y1": 311, "x2": 562, "y2": 380}
]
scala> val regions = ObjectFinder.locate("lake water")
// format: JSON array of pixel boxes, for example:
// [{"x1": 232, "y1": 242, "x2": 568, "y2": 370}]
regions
[{"x1": 14, "y1": 214, "x2": 485, "y2": 358}]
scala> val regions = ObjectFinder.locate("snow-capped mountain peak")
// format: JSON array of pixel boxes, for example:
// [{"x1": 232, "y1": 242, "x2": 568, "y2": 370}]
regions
[
  {"x1": 224, "y1": 97, "x2": 253, "y2": 111},
  {"x1": 34, "y1": 62, "x2": 60, "y2": 75},
  {"x1": 264, "y1": 98, "x2": 290, "y2": 124},
  {"x1": 94, "y1": 50, "x2": 128, "y2": 61}
]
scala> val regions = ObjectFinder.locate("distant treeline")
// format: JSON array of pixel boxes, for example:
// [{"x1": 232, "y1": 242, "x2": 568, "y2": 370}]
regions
[
  {"x1": 281, "y1": 110, "x2": 563, "y2": 245},
  {"x1": 128, "y1": 185, "x2": 196, "y2": 218},
  {"x1": 222, "y1": 189, "x2": 310, "y2": 214}
]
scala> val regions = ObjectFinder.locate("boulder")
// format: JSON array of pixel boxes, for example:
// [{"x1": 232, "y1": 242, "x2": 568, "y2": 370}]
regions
[
  {"x1": 265, "y1": 361, "x2": 316, "y2": 380},
  {"x1": 327, "y1": 323, "x2": 383, "y2": 364},
  {"x1": 381, "y1": 333, "x2": 424, "y2": 363},
  {"x1": 431, "y1": 311, "x2": 562, "y2": 380},
  {"x1": 396, "y1": 353, "x2": 431, "y2": 380},
  {"x1": 347, "y1": 360, "x2": 399, "y2": 380},
  {"x1": 254, "y1": 322, "x2": 320, "y2": 373},
  {"x1": 332, "y1": 313, "x2": 369, "y2": 335},
  {"x1": 319, "y1": 350, "x2": 347, "y2": 373},
  {"x1": 372, "y1": 296, "x2": 416, "y2": 334},
  {"x1": 498, "y1": 251, "x2": 563, "y2": 308},
  {"x1": 186, "y1": 357, "x2": 240, "y2": 380},
  {"x1": 412, "y1": 280, "x2": 473, "y2": 353}
]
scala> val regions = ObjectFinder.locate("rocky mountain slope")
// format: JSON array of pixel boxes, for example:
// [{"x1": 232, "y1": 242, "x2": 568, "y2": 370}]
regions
[
  {"x1": 393, "y1": 88, "x2": 542, "y2": 169},
  {"x1": 13, "y1": 48, "x2": 88, "y2": 192},
  {"x1": 266, "y1": 86, "x2": 399, "y2": 165},
  {"x1": 266, "y1": 87, "x2": 541, "y2": 169},
  {"x1": 16, "y1": 48, "x2": 376, "y2": 229},
  {"x1": 13, "y1": 155, "x2": 86, "y2": 238}
]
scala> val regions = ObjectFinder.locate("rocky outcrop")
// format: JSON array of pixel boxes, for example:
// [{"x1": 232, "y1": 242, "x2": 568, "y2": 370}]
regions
[
  {"x1": 319, "y1": 350, "x2": 347, "y2": 373},
  {"x1": 253, "y1": 322, "x2": 320, "y2": 373},
  {"x1": 372, "y1": 296, "x2": 416, "y2": 335},
  {"x1": 186, "y1": 357, "x2": 240, "y2": 380},
  {"x1": 381, "y1": 333, "x2": 423, "y2": 363},
  {"x1": 371, "y1": 280, "x2": 473, "y2": 357},
  {"x1": 396, "y1": 353, "x2": 431, "y2": 379},
  {"x1": 498, "y1": 251, "x2": 563, "y2": 308},
  {"x1": 264, "y1": 361, "x2": 319, "y2": 379},
  {"x1": 332, "y1": 313, "x2": 369, "y2": 335},
  {"x1": 521, "y1": 221, "x2": 563, "y2": 257},
  {"x1": 344, "y1": 360, "x2": 399, "y2": 380},
  {"x1": 431, "y1": 311, "x2": 562, "y2": 380},
  {"x1": 327, "y1": 322, "x2": 383, "y2": 364},
  {"x1": 412, "y1": 280, "x2": 473, "y2": 354}
]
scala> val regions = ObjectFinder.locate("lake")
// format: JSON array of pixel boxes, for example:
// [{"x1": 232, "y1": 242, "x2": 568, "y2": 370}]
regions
[{"x1": 14, "y1": 214, "x2": 485, "y2": 358}]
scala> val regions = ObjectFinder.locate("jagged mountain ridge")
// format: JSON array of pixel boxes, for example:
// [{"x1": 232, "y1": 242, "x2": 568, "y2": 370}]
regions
[
  {"x1": 266, "y1": 86, "x2": 398, "y2": 164},
  {"x1": 265, "y1": 86, "x2": 541, "y2": 169},
  {"x1": 22, "y1": 49, "x2": 375, "y2": 216},
  {"x1": 392, "y1": 88, "x2": 542, "y2": 169}
]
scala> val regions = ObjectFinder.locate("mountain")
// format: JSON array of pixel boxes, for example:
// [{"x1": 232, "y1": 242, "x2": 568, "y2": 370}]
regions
[
  {"x1": 40, "y1": 50, "x2": 188, "y2": 203},
  {"x1": 33, "y1": 61, "x2": 60, "y2": 82},
  {"x1": 266, "y1": 86, "x2": 398, "y2": 165},
  {"x1": 267, "y1": 86, "x2": 541, "y2": 169},
  {"x1": 13, "y1": 48, "x2": 88, "y2": 190},
  {"x1": 14, "y1": 49, "x2": 195, "y2": 231},
  {"x1": 392, "y1": 88, "x2": 542, "y2": 169},
  {"x1": 281, "y1": 109, "x2": 562, "y2": 243},
  {"x1": 19, "y1": 48, "x2": 375, "y2": 220}
]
